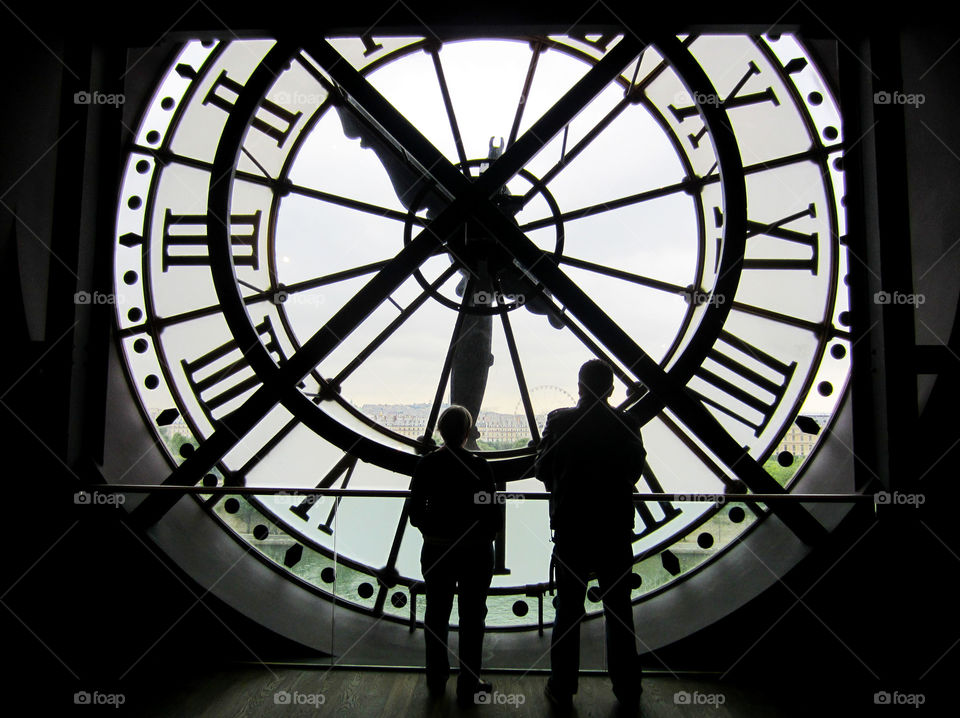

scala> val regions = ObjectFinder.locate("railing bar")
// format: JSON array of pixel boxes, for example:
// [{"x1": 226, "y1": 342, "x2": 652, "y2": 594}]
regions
[{"x1": 78, "y1": 486, "x2": 876, "y2": 502}]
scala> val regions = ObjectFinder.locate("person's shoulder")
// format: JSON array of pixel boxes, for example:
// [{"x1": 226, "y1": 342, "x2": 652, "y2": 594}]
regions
[
  {"x1": 545, "y1": 406, "x2": 577, "y2": 425},
  {"x1": 413, "y1": 446, "x2": 445, "y2": 470},
  {"x1": 416, "y1": 446, "x2": 442, "y2": 461},
  {"x1": 466, "y1": 451, "x2": 494, "y2": 480},
  {"x1": 463, "y1": 451, "x2": 490, "y2": 467}
]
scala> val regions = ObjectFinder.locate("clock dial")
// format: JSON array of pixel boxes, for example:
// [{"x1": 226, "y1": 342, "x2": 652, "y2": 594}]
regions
[{"x1": 114, "y1": 31, "x2": 850, "y2": 630}]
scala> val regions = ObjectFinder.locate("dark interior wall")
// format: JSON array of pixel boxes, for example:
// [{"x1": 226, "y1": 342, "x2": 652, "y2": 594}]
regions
[
  {"x1": 901, "y1": 29, "x2": 960, "y2": 408},
  {"x1": 1, "y1": 3, "x2": 958, "y2": 713},
  {"x1": 0, "y1": 13, "x2": 315, "y2": 710}
]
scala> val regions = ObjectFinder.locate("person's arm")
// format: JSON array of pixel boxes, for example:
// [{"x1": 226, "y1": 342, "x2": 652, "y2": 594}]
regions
[
  {"x1": 478, "y1": 457, "x2": 502, "y2": 537},
  {"x1": 630, "y1": 432, "x2": 646, "y2": 487},
  {"x1": 534, "y1": 412, "x2": 558, "y2": 491},
  {"x1": 408, "y1": 457, "x2": 428, "y2": 530},
  {"x1": 622, "y1": 414, "x2": 646, "y2": 487}
]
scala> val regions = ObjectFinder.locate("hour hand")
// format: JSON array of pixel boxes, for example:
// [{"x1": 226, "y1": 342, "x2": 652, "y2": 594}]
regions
[{"x1": 333, "y1": 103, "x2": 448, "y2": 217}]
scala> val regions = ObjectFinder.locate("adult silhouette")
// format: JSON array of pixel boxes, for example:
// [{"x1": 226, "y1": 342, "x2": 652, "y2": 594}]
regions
[
  {"x1": 535, "y1": 359, "x2": 646, "y2": 711},
  {"x1": 409, "y1": 405, "x2": 502, "y2": 706}
]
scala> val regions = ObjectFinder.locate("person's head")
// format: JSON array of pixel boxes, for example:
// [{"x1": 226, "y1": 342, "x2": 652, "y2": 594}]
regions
[
  {"x1": 438, "y1": 405, "x2": 473, "y2": 448},
  {"x1": 578, "y1": 359, "x2": 614, "y2": 403}
]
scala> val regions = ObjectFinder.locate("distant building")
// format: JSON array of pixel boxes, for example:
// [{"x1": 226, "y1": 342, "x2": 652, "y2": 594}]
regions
[
  {"x1": 359, "y1": 403, "x2": 542, "y2": 444},
  {"x1": 774, "y1": 414, "x2": 830, "y2": 458}
]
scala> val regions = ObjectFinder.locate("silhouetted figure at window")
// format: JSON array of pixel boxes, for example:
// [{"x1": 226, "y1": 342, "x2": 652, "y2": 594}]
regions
[
  {"x1": 536, "y1": 359, "x2": 646, "y2": 712},
  {"x1": 409, "y1": 405, "x2": 502, "y2": 706}
]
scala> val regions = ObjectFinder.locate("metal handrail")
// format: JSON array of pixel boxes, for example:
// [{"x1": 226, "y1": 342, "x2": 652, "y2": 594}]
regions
[{"x1": 76, "y1": 485, "x2": 878, "y2": 502}]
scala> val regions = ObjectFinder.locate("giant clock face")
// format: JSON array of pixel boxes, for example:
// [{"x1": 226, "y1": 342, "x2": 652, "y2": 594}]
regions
[{"x1": 112, "y1": 31, "x2": 851, "y2": 637}]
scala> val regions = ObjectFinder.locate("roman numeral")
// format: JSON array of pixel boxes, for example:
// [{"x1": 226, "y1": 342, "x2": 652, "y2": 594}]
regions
[
  {"x1": 203, "y1": 70, "x2": 303, "y2": 147},
  {"x1": 634, "y1": 464, "x2": 683, "y2": 538},
  {"x1": 181, "y1": 316, "x2": 283, "y2": 421},
  {"x1": 161, "y1": 208, "x2": 261, "y2": 271},
  {"x1": 689, "y1": 330, "x2": 797, "y2": 437},
  {"x1": 360, "y1": 33, "x2": 384, "y2": 57},
  {"x1": 714, "y1": 203, "x2": 819, "y2": 274},
  {"x1": 288, "y1": 453, "x2": 358, "y2": 534},
  {"x1": 669, "y1": 61, "x2": 780, "y2": 149}
]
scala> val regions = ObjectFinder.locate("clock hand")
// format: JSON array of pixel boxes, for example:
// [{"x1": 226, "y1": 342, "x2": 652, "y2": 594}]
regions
[
  {"x1": 333, "y1": 102, "x2": 448, "y2": 217},
  {"x1": 450, "y1": 272, "x2": 494, "y2": 451}
]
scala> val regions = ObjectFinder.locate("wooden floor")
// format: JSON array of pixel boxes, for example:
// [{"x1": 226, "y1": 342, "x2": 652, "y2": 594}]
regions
[{"x1": 116, "y1": 666, "x2": 874, "y2": 717}]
